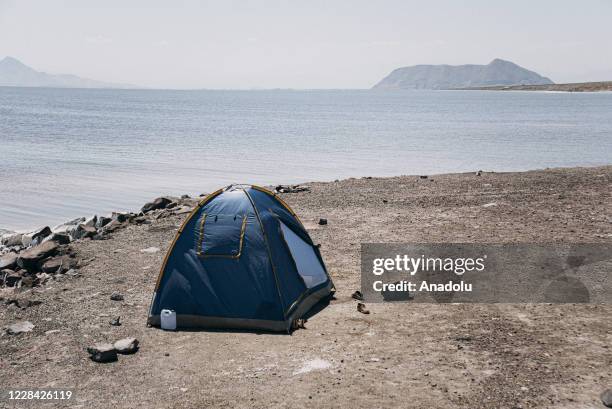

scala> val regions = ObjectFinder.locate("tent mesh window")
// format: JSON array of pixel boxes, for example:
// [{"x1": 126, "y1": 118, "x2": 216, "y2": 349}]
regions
[
  {"x1": 197, "y1": 213, "x2": 247, "y2": 258},
  {"x1": 279, "y1": 221, "x2": 328, "y2": 288}
]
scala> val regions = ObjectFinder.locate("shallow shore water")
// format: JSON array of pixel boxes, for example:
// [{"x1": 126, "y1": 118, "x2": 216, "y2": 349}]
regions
[{"x1": 2, "y1": 87, "x2": 612, "y2": 231}]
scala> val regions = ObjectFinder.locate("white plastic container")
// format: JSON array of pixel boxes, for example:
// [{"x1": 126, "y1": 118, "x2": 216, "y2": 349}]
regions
[{"x1": 160, "y1": 309, "x2": 177, "y2": 331}]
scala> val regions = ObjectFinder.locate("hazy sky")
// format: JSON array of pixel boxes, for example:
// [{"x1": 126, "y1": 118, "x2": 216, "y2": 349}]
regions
[{"x1": 1, "y1": 0, "x2": 611, "y2": 89}]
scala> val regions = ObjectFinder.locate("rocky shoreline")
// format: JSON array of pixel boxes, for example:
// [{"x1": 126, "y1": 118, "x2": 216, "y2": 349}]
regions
[{"x1": 0, "y1": 194, "x2": 201, "y2": 290}]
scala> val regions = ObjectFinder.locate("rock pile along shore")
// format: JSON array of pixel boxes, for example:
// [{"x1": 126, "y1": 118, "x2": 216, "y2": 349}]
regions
[{"x1": 0, "y1": 195, "x2": 200, "y2": 290}]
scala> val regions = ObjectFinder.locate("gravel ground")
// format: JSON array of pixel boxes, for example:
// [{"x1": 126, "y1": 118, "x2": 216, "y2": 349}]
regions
[{"x1": 1, "y1": 166, "x2": 611, "y2": 409}]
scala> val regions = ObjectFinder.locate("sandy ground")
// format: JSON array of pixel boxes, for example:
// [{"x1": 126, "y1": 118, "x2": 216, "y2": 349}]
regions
[{"x1": 1, "y1": 166, "x2": 611, "y2": 409}]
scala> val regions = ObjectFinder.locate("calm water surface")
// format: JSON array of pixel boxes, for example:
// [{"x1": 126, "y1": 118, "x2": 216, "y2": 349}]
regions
[{"x1": 1, "y1": 87, "x2": 611, "y2": 231}]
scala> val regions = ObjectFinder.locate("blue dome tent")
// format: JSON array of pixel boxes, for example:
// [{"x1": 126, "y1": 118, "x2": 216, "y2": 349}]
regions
[{"x1": 147, "y1": 185, "x2": 334, "y2": 332}]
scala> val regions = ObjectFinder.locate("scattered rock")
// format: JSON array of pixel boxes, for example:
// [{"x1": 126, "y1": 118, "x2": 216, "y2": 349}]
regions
[
  {"x1": 274, "y1": 185, "x2": 310, "y2": 193},
  {"x1": 0, "y1": 252, "x2": 18, "y2": 270},
  {"x1": 476, "y1": 170, "x2": 483, "y2": 176},
  {"x1": 1, "y1": 232, "x2": 24, "y2": 247},
  {"x1": 318, "y1": 218, "x2": 328, "y2": 226},
  {"x1": 103, "y1": 220, "x2": 123, "y2": 232},
  {"x1": 41, "y1": 255, "x2": 77, "y2": 274},
  {"x1": 140, "y1": 247, "x2": 160, "y2": 254},
  {"x1": 419, "y1": 175, "x2": 428, "y2": 179},
  {"x1": 42, "y1": 233, "x2": 71, "y2": 245},
  {"x1": 109, "y1": 316, "x2": 121, "y2": 326},
  {"x1": 6, "y1": 321, "x2": 35, "y2": 335},
  {"x1": 3, "y1": 269, "x2": 23, "y2": 286},
  {"x1": 110, "y1": 292, "x2": 124, "y2": 301},
  {"x1": 96, "y1": 216, "x2": 112, "y2": 229},
  {"x1": 602, "y1": 389, "x2": 612, "y2": 408},
  {"x1": 113, "y1": 337, "x2": 139, "y2": 354},
  {"x1": 382, "y1": 199, "x2": 388, "y2": 204},
  {"x1": 87, "y1": 343, "x2": 118, "y2": 363},
  {"x1": 83, "y1": 215, "x2": 97, "y2": 227},
  {"x1": 112, "y1": 212, "x2": 130, "y2": 223},
  {"x1": 51, "y1": 223, "x2": 79, "y2": 237},
  {"x1": 132, "y1": 216, "x2": 151, "y2": 225},
  {"x1": 351, "y1": 290, "x2": 364, "y2": 301},
  {"x1": 17, "y1": 241, "x2": 59, "y2": 271},
  {"x1": 357, "y1": 303, "x2": 370, "y2": 314},
  {"x1": 80, "y1": 224, "x2": 97, "y2": 238},
  {"x1": 142, "y1": 197, "x2": 172, "y2": 213},
  {"x1": 21, "y1": 226, "x2": 52, "y2": 247}
]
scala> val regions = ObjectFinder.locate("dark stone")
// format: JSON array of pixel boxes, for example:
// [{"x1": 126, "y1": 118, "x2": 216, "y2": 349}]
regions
[
  {"x1": 67, "y1": 225, "x2": 86, "y2": 240},
  {"x1": 22, "y1": 226, "x2": 52, "y2": 247},
  {"x1": 419, "y1": 175, "x2": 428, "y2": 179},
  {"x1": 87, "y1": 343, "x2": 118, "y2": 363},
  {"x1": 382, "y1": 199, "x2": 388, "y2": 204},
  {"x1": 114, "y1": 337, "x2": 139, "y2": 354},
  {"x1": 110, "y1": 292, "x2": 124, "y2": 301},
  {"x1": 44, "y1": 233, "x2": 71, "y2": 245},
  {"x1": 357, "y1": 302, "x2": 370, "y2": 314},
  {"x1": 41, "y1": 256, "x2": 77, "y2": 274},
  {"x1": 180, "y1": 194, "x2": 190, "y2": 199},
  {"x1": 0, "y1": 253, "x2": 18, "y2": 270},
  {"x1": 17, "y1": 241, "x2": 59, "y2": 271},
  {"x1": 141, "y1": 197, "x2": 172, "y2": 213},
  {"x1": 476, "y1": 170, "x2": 483, "y2": 176},
  {"x1": 103, "y1": 220, "x2": 123, "y2": 232},
  {"x1": 351, "y1": 290, "x2": 363, "y2": 301},
  {"x1": 109, "y1": 316, "x2": 121, "y2": 326},
  {"x1": 602, "y1": 389, "x2": 612, "y2": 408},
  {"x1": 96, "y1": 216, "x2": 111, "y2": 229},
  {"x1": 132, "y1": 216, "x2": 151, "y2": 225},
  {"x1": 112, "y1": 212, "x2": 130, "y2": 223},
  {"x1": 3, "y1": 269, "x2": 22, "y2": 287},
  {"x1": 318, "y1": 218, "x2": 328, "y2": 225},
  {"x1": 274, "y1": 185, "x2": 310, "y2": 194}
]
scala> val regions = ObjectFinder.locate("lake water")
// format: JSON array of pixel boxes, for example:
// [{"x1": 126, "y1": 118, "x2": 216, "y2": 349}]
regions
[{"x1": 1, "y1": 87, "x2": 611, "y2": 231}]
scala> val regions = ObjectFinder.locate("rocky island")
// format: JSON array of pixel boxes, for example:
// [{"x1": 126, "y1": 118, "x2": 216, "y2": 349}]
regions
[{"x1": 373, "y1": 58, "x2": 553, "y2": 90}]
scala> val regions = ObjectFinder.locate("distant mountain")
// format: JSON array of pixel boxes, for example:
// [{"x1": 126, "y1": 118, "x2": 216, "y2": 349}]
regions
[
  {"x1": 373, "y1": 59, "x2": 554, "y2": 90},
  {"x1": 0, "y1": 56, "x2": 137, "y2": 89}
]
